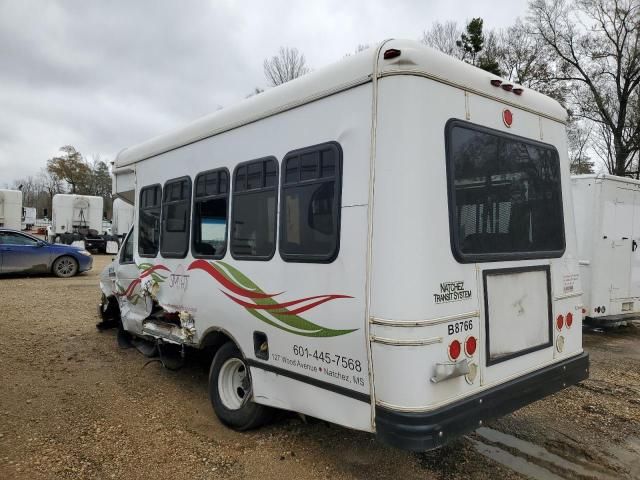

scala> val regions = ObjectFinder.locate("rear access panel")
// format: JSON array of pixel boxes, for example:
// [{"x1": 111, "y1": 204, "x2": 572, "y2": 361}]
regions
[{"x1": 483, "y1": 266, "x2": 553, "y2": 366}]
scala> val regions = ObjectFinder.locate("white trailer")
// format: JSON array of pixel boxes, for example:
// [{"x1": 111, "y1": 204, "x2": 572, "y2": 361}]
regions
[
  {"x1": 99, "y1": 39, "x2": 588, "y2": 451},
  {"x1": 51, "y1": 194, "x2": 104, "y2": 235},
  {"x1": 0, "y1": 189, "x2": 23, "y2": 230},
  {"x1": 22, "y1": 206, "x2": 36, "y2": 230},
  {"x1": 572, "y1": 174, "x2": 640, "y2": 326},
  {"x1": 111, "y1": 197, "x2": 134, "y2": 237}
]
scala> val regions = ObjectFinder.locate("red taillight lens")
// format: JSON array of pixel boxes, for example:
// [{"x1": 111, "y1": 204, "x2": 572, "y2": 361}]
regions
[
  {"x1": 490, "y1": 79, "x2": 502, "y2": 87},
  {"x1": 502, "y1": 83, "x2": 513, "y2": 91},
  {"x1": 465, "y1": 336, "x2": 477, "y2": 356},
  {"x1": 512, "y1": 87, "x2": 523, "y2": 95},
  {"x1": 449, "y1": 340, "x2": 462, "y2": 360},
  {"x1": 556, "y1": 314, "x2": 564, "y2": 330},
  {"x1": 566, "y1": 312, "x2": 573, "y2": 328}
]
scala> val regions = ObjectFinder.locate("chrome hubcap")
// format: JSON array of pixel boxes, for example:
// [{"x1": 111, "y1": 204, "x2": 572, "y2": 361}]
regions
[{"x1": 218, "y1": 358, "x2": 249, "y2": 410}]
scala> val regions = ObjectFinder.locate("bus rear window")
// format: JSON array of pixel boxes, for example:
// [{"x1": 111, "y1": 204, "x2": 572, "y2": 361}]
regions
[{"x1": 446, "y1": 121, "x2": 565, "y2": 263}]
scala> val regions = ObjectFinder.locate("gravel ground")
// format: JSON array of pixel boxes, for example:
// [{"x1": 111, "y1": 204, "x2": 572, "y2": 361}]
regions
[{"x1": 0, "y1": 255, "x2": 639, "y2": 480}]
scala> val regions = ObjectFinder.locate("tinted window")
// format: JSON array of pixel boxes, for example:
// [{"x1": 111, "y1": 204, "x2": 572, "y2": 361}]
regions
[
  {"x1": 280, "y1": 143, "x2": 342, "y2": 262},
  {"x1": 231, "y1": 158, "x2": 278, "y2": 259},
  {"x1": 193, "y1": 169, "x2": 229, "y2": 258},
  {"x1": 447, "y1": 121, "x2": 565, "y2": 262},
  {"x1": 0, "y1": 232, "x2": 38, "y2": 246},
  {"x1": 120, "y1": 230, "x2": 134, "y2": 264},
  {"x1": 138, "y1": 185, "x2": 161, "y2": 257},
  {"x1": 161, "y1": 177, "x2": 191, "y2": 258}
]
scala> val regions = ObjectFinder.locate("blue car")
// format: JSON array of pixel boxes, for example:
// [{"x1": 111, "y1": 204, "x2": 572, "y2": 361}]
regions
[{"x1": 0, "y1": 228, "x2": 93, "y2": 277}]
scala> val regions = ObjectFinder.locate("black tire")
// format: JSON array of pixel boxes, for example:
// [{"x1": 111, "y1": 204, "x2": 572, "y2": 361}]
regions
[
  {"x1": 208, "y1": 342, "x2": 272, "y2": 431},
  {"x1": 52, "y1": 255, "x2": 78, "y2": 278}
]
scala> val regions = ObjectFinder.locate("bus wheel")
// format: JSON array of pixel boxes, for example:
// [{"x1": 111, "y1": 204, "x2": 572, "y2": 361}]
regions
[{"x1": 208, "y1": 342, "x2": 272, "y2": 431}]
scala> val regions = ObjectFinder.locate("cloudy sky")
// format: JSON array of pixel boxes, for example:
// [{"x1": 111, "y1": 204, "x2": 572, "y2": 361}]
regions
[{"x1": 0, "y1": 0, "x2": 530, "y2": 186}]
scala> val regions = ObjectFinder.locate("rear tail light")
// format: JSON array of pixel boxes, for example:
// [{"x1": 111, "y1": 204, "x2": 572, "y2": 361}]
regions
[
  {"x1": 556, "y1": 314, "x2": 564, "y2": 331},
  {"x1": 566, "y1": 312, "x2": 573, "y2": 328},
  {"x1": 448, "y1": 340, "x2": 462, "y2": 361},
  {"x1": 465, "y1": 336, "x2": 477, "y2": 356}
]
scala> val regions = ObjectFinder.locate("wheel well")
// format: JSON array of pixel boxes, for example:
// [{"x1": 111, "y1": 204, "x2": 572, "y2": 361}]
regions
[{"x1": 200, "y1": 329, "x2": 232, "y2": 350}]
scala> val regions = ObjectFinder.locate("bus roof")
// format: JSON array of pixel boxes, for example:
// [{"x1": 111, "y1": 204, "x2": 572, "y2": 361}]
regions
[{"x1": 114, "y1": 39, "x2": 567, "y2": 169}]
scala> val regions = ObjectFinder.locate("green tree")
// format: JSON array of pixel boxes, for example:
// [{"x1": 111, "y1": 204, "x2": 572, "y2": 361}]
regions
[
  {"x1": 456, "y1": 18, "x2": 502, "y2": 75},
  {"x1": 46, "y1": 146, "x2": 91, "y2": 193}
]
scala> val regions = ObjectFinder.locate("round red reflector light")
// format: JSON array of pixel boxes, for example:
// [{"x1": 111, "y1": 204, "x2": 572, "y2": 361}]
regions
[
  {"x1": 465, "y1": 336, "x2": 477, "y2": 356},
  {"x1": 449, "y1": 340, "x2": 462, "y2": 360},
  {"x1": 502, "y1": 109, "x2": 513, "y2": 127},
  {"x1": 566, "y1": 312, "x2": 573, "y2": 328},
  {"x1": 556, "y1": 314, "x2": 564, "y2": 330}
]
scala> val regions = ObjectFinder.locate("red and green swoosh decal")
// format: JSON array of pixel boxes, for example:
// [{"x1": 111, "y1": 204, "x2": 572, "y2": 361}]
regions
[{"x1": 117, "y1": 261, "x2": 356, "y2": 337}]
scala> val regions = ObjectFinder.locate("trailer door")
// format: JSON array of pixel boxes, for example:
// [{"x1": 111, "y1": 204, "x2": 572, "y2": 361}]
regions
[
  {"x1": 629, "y1": 191, "x2": 640, "y2": 298},
  {"x1": 606, "y1": 187, "x2": 633, "y2": 300}
]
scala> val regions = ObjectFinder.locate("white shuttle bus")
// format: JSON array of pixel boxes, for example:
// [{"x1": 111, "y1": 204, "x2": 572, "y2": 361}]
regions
[
  {"x1": 100, "y1": 40, "x2": 588, "y2": 451},
  {"x1": 572, "y1": 174, "x2": 640, "y2": 326}
]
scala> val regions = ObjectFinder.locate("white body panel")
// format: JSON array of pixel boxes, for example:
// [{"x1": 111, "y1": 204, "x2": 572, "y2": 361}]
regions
[
  {"x1": 572, "y1": 174, "x2": 640, "y2": 319},
  {"x1": 105, "y1": 39, "x2": 583, "y2": 436},
  {"x1": 0, "y1": 190, "x2": 22, "y2": 230},
  {"x1": 22, "y1": 206, "x2": 36, "y2": 228},
  {"x1": 111, "y1": 198, "x2": 135, "y2": 236},
  {"x1": 51, "y1": 194, "x2": 103, "y2": 234}
]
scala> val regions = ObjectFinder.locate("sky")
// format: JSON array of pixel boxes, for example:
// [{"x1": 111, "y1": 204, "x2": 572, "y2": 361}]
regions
[{"x1": 0, "y1": 0, "x2": 530, "y2": 186}]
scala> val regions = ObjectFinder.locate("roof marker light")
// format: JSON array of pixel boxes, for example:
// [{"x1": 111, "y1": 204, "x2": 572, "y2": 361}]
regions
[
  {"x1": 502, "y1": 83, "x2": 513, "y2": 92},
  {"x1": 512, "y1": 87, "x2": 523, "y2": 95},
  {"x1": 383, "y1": 48, "x2": 401, "y2": 60},
  {"x1": 490, "y1": 79, "x2": 503, "y2": 87}
]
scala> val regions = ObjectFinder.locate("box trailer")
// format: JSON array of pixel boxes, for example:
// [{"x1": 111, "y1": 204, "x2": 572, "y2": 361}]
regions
[
  {"x1": 572, "y1": 174, "x2": 640, "y2": 326},
  {"x1": 98, "y1": 39, "x2": 588, "y2": 451},
  {"x1": 50, "y1": 194, "x2": 114, "y2": 252},
  {"x1": 0, "y1": 189, "x2": 22, "y2": 230},
  {"x1": 22, "y1": 206, "x2": 36, "y2": 230}
]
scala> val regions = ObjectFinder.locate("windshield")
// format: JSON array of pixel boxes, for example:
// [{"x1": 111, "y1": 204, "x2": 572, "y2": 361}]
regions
[{"x1": 446, "y1": 121, "x2": 565, "y2": 262}]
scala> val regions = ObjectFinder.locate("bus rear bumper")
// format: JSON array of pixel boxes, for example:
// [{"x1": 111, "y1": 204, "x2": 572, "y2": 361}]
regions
[{"x1": 375, "y1": 352, "x2": 589, "y2": 452}]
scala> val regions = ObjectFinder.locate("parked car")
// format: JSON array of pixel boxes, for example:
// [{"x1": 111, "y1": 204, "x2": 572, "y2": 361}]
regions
[{"x1": 0, "y1": 228, "x2": 93, "y2": 277}]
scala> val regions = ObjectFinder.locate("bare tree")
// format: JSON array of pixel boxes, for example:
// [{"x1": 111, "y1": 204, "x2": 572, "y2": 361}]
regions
[
  {"x1": 421, "y1": 21, "x2": 464, "y2": 58},
  {"x1": 568, "y1": 119, "x2": 595, "y2": 173},
  {"x1": 529, "y1": 0, "x2": 640, "y2": 176},
  {"x1": 263, "y1": 47, "x2": 310, "y2": 87}
]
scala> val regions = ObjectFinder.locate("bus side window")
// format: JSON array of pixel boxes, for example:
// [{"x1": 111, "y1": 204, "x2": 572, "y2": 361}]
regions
[
  {"x1": 279, "y1": 142, "x2": 342, "y2": 263},
  {"x1": 193, "y1": 168, "x2": 229, "y2": 258},
  {"x1": 138, "y1": 185, "x2": 162, "y2": 257},
  {"x1": 231, "y1": 157, "x2": 278, "y2": 260},
  {"x1": 160, "y1": 177, "x2": 192, "y2": 258}
]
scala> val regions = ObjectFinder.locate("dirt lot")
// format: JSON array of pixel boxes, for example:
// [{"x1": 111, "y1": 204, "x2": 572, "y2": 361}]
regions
[{"x1": 1, "y1": 255, "x2": 639, "y2": 479}]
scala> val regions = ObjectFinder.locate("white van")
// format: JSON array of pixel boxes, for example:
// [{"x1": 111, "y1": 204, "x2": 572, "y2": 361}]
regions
[
  {"x1": 99, "y1": 39, "x2": 588, "y2": 451},
  {"x1": 572, "y1": 174, "x2": 640, "y2": 326}
]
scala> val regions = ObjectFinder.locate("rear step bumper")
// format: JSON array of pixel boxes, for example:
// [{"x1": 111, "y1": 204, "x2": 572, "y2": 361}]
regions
[{"x1": 375, "y1": 352, "x2": 589, "y2": 452}]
